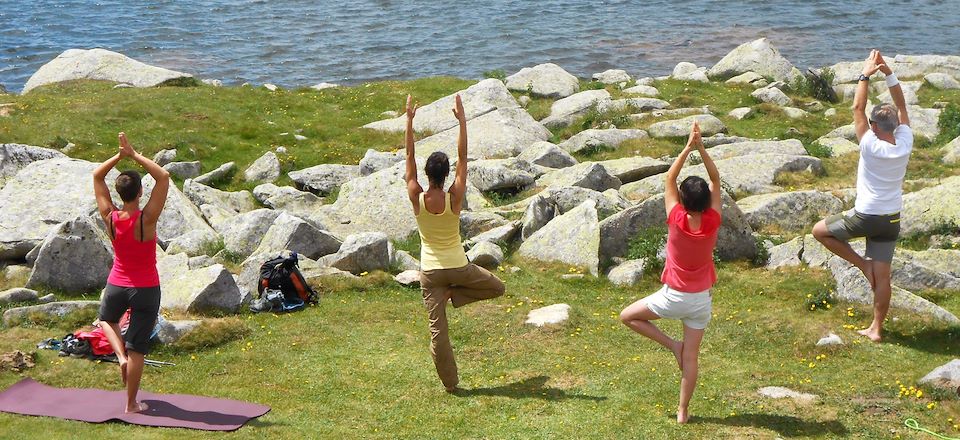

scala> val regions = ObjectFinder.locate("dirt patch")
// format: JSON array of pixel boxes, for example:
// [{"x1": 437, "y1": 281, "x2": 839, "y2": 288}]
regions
[{"x1": 0, "y1": 350, "x2": 36, "y2": 372}]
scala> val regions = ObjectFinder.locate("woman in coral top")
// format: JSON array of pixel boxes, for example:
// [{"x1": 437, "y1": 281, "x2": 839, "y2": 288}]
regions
[
  {"x1": 92, "y1": 132, "x2": 170, "y2": 413},
  {"x1": 619, "y1": 121, "x2": 722, "y2": 424}
]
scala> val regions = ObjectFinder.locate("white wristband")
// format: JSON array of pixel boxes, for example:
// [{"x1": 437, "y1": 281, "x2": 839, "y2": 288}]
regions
[{"x1": 885, "y1": 73, "x2": 899, "y2": 88}]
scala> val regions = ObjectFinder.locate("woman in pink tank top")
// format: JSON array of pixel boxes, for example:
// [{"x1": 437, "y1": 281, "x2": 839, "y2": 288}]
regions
[
  {"x1": 92, "y1": 132, "x2": 170, "y2": 414},
  {"x1": 619, "y1": 122, "x2": 723, "y2": 424}
]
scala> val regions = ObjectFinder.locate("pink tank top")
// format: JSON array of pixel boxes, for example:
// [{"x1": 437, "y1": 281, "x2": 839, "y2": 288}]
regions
[
  {"x1": 106, "y1": 210, "x2": 160, "y2": 287},
  {"x1": 660, "y1": 204, "x2": 721, "y2": 293}
]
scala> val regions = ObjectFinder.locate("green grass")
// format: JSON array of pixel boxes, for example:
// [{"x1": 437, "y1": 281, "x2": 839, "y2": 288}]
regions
[
  {"x1": 0, "y1": 78, "x2": 473, "y2": 191},
  {"x1": 1, "y1": 262, "x2": 958, "y2": 439},
  {"x1": 1, "y1": 76, "x2": 960, "y2": 439}
]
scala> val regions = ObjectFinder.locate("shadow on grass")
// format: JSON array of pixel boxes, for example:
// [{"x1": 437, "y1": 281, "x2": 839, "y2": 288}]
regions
[
  {"x1": 883, "y1": 327, "x2": 960, "y2": 357},
  {"x1": 454, "y1": 376, "x2": 606, "y2": 402},
  {"x1": 693, "y1": 413, "x2": 848, "y2": 437}
]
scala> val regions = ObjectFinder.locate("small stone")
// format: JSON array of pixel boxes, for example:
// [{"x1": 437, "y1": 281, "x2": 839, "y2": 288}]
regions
[
  {"x1": 815, "y1": 333, "x2": 844, "y2": 346},
  {"x1": 757, "y1": 386, "x2": 819, "y2": 403},
  {"x1": 156, "y1": 319, "x2": 202, "y2": 344},
  {"x1": 560, "y1": 274, "x2": 584, "y2": 280},
  {"x1": 824, "y1": 108, "x2": 837, "y2": 117},
  {"x1": 153, "y1": 149, "x2": 177, "y2": 167},
  {"x1": 201, "y1": 79, "x2": 223, "y2": 87},
  {"x1": 263, "y1": 83, "x2": 279, "y2": 92},
  {"x1": 518, "y1": 95, "x2": 532, "y2": 108},
  {"x1": 293, "y1": 134, "x2": 308, "y2": 141},
  {"x1": 310, "y1": 82, "x2": 340, "y2": 90},
  {"x1": 37, "y1": 294, "x2": 55, "y2": 304},
  {"x1": 729, "y1": 107, "x2": 753, "y2": 120},
  {"x1": 163, "y1": 161, "x2": 202, "y2": 179},
  {"x1": 918, "y1": 359, "x2": 960, "y2": 392},
  {"x1": 466, "y1": 241, "x2": 504, "y2": 269},
  {"x1": 607, "y1": 259, "x2": 646, "y2": 287},
  {"x1": 0, "y1": 288, "x2": 39, "y2": 304},
  {"x1": 525, "y1": 304, "x2": 571, "y2": 326},
  {"x1": 394, "y1": 270, "x2": 421, "y2": 287}
]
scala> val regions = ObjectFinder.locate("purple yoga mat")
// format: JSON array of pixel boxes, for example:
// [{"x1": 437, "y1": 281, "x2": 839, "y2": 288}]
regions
[{"x1": 0, "y1": 378, "x2": 270, "y2": 431}]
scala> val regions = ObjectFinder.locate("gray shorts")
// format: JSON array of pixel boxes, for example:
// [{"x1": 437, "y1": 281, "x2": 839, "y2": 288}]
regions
[
  {"x1": 824, "y1": 210, "x2": 900, "y2": 263},
  {"x1": 99, "y1": 283, "x2": 161, "y2": 355},
  {"x1": 642, "y1": 284, "x2": 712, "y2": 330}
]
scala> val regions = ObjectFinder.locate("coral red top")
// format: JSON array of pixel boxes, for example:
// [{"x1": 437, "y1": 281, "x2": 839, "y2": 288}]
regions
[
  {"x1": 106, "y1": 210, "x2": 160, "y2": 287},
  {"x1": 660, "y1": 204, "x2": 721, "y2": 293}
]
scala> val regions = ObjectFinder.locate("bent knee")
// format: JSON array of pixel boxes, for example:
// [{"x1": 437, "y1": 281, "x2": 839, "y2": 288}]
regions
[
  {"x1": 619, "y1": 309, "x2": 639, "y2": 324},
  {"x1": 811, "y1": 221, "x2": 830, "y2": 240}
]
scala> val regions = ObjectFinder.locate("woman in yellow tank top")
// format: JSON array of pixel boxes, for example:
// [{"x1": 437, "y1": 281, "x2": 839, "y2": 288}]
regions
[{"x1": 404, "y1": 94, "x2": 505, "y2": 392}]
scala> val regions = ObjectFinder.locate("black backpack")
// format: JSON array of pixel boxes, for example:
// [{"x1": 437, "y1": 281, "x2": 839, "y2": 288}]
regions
[{"x1": 258, "y1": 252, "x2": 318, "y2": 303}]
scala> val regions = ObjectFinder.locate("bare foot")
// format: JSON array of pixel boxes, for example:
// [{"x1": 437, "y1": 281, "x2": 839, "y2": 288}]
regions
[
  {"x1": 445, "y1": 386, "x2": 460, "y2": 394},
  {"x1": 857, "y1": 328, "x2": 882, "y2": 342},
  {"x1": 125, "y1": 401, "x2": 149, "y2": 414},
  {"x1": 677, "y1": 407, "x2": 689, "y2": 424},
  {"x1": 671, "y1": 340, "x2": 683, "y2": 371},
  {"x1": 119, "y1": 359, "x2": 128, "y2": 386}
]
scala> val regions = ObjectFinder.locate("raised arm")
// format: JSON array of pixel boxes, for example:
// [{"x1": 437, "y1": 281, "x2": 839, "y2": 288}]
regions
[
  {"x1": 854, "y1": 50, "x2": 883, "y2": 142},
  {"x1": 876, "y1": 51, "x2": 909, "y2": 126},
  {"x1": 449, "y1": 94, "x2": 468, "y2": 210},
  {"x1": 93, "y1": 152, "x2": 122, "y2": 223},
  {"x1": 696, "y1": 132, "x2": 723, "y2": 213},
  {"x1": 404, "y1": 95, "x2": 423, "y2": 210},
  {"x1": 664, "y1": 121, "x2": 700, "y2": 215},
  {"x1": 120, "y1": 133, "x2": 170, "y2": 224}
]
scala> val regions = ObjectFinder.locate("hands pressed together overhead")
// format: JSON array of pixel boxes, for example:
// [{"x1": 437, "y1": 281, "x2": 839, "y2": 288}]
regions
[{"x1": 862, "y1": 49, "x2": 893, "y2": 77}]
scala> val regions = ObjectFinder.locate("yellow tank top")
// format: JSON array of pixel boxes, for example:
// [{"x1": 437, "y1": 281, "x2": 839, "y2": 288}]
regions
[{"x1": 415, "y1": 192, "x2": 468, "y2": 271}]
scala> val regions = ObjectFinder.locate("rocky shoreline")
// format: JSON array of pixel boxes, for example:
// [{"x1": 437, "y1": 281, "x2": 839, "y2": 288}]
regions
[{"x1": 2, "y1": 38, "x2": 960, "y2": 342}]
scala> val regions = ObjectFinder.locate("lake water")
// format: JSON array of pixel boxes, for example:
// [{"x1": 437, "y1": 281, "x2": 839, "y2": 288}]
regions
[{"x1": 2, "y1": 0, "x2": 959, "y2": 92}]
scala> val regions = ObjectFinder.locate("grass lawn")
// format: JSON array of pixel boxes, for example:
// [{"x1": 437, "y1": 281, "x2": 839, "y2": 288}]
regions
[{"x1": 0, "y1": 77, "x2": 959, "y2": 438}]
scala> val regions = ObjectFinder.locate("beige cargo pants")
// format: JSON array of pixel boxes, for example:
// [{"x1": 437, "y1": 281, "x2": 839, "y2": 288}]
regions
[{"x1": 420, "y1": 263, "x2": 505, "y2": 389}]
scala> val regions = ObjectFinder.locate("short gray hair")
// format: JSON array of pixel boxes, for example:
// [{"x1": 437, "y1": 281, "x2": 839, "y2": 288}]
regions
[{"x1": 870, "y1": 104, "x2": 899, "y2": 133}]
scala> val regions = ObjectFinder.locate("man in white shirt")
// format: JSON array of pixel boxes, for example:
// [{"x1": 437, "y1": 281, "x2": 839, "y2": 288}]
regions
[{"x1": 812, "y1": 49, "x2": 912, "y2": 342}]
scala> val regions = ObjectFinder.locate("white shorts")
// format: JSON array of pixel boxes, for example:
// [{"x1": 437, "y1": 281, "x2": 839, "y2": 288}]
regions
[{"x1": 642, "y1": 284, "x2": 713, "y2": 330}]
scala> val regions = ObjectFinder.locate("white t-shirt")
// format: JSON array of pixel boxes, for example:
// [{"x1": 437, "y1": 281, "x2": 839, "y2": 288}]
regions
[{"x1": 854, "y1": 125, "x2": 913, "y2": 215}]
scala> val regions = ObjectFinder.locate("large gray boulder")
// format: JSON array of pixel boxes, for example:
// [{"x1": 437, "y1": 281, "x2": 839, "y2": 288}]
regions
[
  {"x1": 252, "y1": 183, "x2": 324, "y2": 219},
  {"x1": 690, "y1": 139, "x2": 806, "y2": 162},
  {"x1": 464, "y1": 222, "x2": 520, "y2": 248},
  {"x1": 153, "y1": 149, "x2": 177, "y2": 167},
  {"x1": 22, "y1": 48, "x2": 193, "y2": 94},
  {"x1": 750, "y1": 86, "x2": 792, "y2": 106},
  {"x1": 599, "y1": 192, "x2": 756, "y2": 263},
  {"x1": 319, "y1": 232, "x2": 391, "y2": 274},
  {"x1": 218, "y1": 209, "x2": 281, "y2": 259},
  {"x1": 621, "y1": 154, "x2": 824, "y2": 199},
  {"x1": 877, "y1": 81, "x2": 921, "y2": 106},
  {"x1": 0, "y1": 144, "x2": 66, "y2": 187},
  {"x1": 708, "y1": 38, "x2": 802, "y2": 82},
  {"x1": 607, "y1": 259, "x2": 646, "y2": 287},
  {"x1": 671, "y1": 62, "x2": 709, "y2": 82},
  {"x1": 141, "y1": 174, "x2": 219, "y2": 247},
  {"x1": 517, "y1": 141, "x2": 578, "y2": 169},
  {"x1": 165, "y1": 229, "x2": 222, "y2": 258},
  {"x1": 3, "y1": 301, "x2": 99, "y2": 326},
  {"x1": 193, "y1": 162, "x2": 235, "y2": 186},
  {"x1": 542, "y1": 185, "x2": 629, "y2": 219},
  {"x1": 900, "y1": 176, "x2": 960, "y2": 236},
  {"x1": 647, "y1": 114, "x2": 726, "y2": 138},
  {"x1": 737, "y1": 190, "x2": 843, "y2": 232},
  {"x1": 289, "y1": 164, "x2": 359, "y2": 195},
  {"x1": 0, "y1": 288, "x2": 39, "y2": 304},
  {"x1": 829, "y1": 54, "x2": 960, "y2": 85},
  {"x1": 906, "y1": 106, "x2": 942, "y2": 141},
  {"x1": 596, "y1": 157, "x2": 670, "y2": 184},
  {"x1": 359, "y1": 149, "x2": 403, "y2": 176},
  {"x1": 460, "y1": 211, "x2": 510, "y2": 239},
  {"x1": 918, "y1": 359, "x2": 960, "y2": 392},
  {"x1": 924, "y1": 73, "x2": 960, "y2": 90},
  {"x1": 163, "y1": 161, "x2": 201, "y2": 179},
  {"x1": 540, "y1": 89, "x2": 612, "y2": 129},
  {"x1": 156, "y1": 319, "x2": 202, "y2": 344},
  {"x1": 25, "y1": 216, "x2": 113, "y2": 293},
  {"x1": 466, "y1": 241, "x2": 504, "y2": 269},
  {"x1": 519, "y1": 199, "x2": 600, "y2": 275},
  {"x1": 897, "y1": 248, "x2": 960, "y2": 279},
  {"x1": 622, "y1": 84, "x2": 660, "y2": 97},
  {"x1": 505, "y1": 63, "x2": 580, "y2": 98},
  {"x1": 157, "y1": 253, "x2": 243, "y2": 314},
  {"x1": 0, "y1": 158, "x2": 115, "y2": 260},
  {"x1": 559, "y1": 128, "x2": 648, "y2": 154},
  {"x1": 592, "y1": 69, "x2": 631, "y2": 85},
  {"x1": 251, "y1": 213, "x2": 341, "y2": 260},
  {"x1": 363, "y1": 78, "x2": 518, "y2": 133},
  {"x1": 183, "y1": 179, "x2": 255, "y2": 215},
  {"x1": 890, "y1": 254, "x2": 960, "y2": 292},
  {"x1": 942, "y1": 136, "x2": 960, "y2": 164},
  {"x1": 415, "y1": 108, "x2": 551, "y2": 159},
  {"x1": 536, "y1": 163, "x2": 622, "y2": 192},
  {"x1": 244, "y1": 152, "x2": 281, "y2": 183},
  {"x1": 814, "y1": 137, "x2": 860, "y2": 157},
  {"x1": 467, "y1": 158, "x2": 538, "y2": 192},
  {"x1": 520, "y1": 194, "x2": 558, "y2": 241}
]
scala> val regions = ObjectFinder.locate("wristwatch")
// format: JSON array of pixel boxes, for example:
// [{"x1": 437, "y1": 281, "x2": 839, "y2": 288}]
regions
[{"x1": 857, "y1": 74, "x2": 870, "y2": 82}]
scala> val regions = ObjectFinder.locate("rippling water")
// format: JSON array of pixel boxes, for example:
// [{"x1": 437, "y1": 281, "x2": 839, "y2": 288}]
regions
[{"x1": 1, "y1": 0, "x2": 959, "y2": 92}]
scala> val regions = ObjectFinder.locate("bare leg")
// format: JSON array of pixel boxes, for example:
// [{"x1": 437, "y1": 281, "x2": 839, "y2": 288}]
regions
[
  {"x1": 858, "y1": 261, "x2": 891, "y2": 342},
  {"x1": 620, "y1": 300, "x2": 683, "y2": 370},
  {"x1": 677, "y1": 325, "x2": 705, "y2": 424},
  {"x1": 98, "y1": 321, "x2": 128, "y2": 385},
  {"x1": 812, "y1": 220, "x2": 875, "y2": 289},
  {"x1": 125, "y1": 351, "x2": 148, "y2": 413}
]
